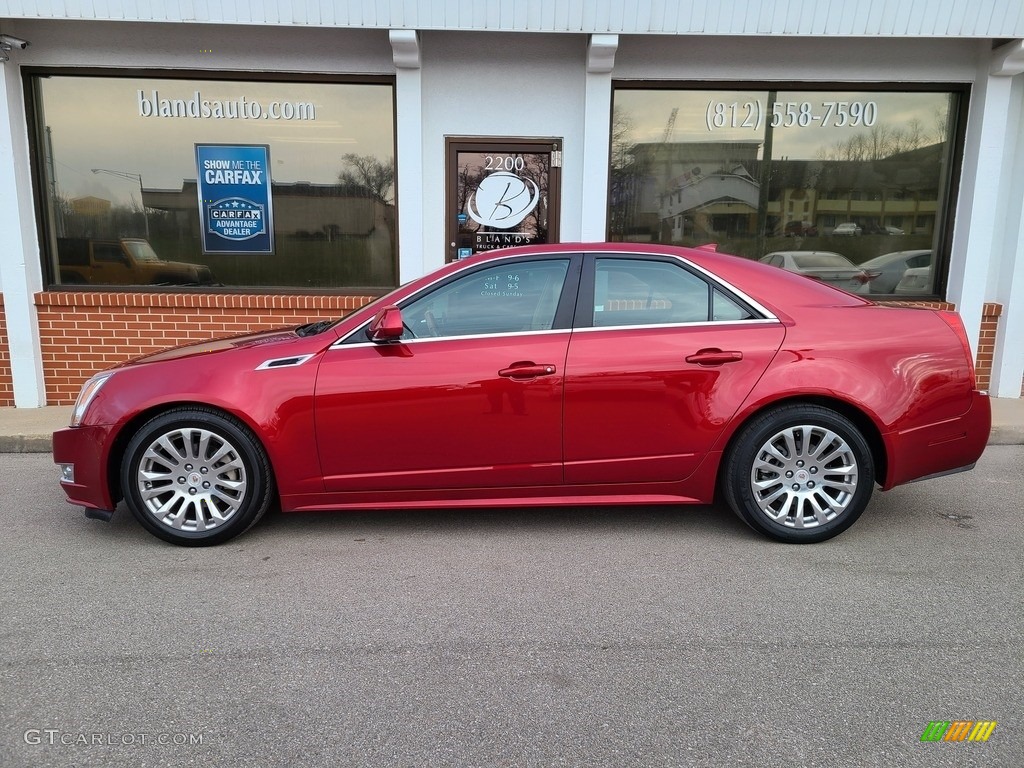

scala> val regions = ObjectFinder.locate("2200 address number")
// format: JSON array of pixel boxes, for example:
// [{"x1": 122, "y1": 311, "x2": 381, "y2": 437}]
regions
[{"x1": 705, "y1": 100, "x2": 879, "y2": 131}]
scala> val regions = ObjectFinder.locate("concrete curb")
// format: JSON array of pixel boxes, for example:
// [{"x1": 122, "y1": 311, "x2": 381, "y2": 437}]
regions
[
  {"x1": 0, "y1": 435, "x2": 56, "y2": 453},
  {"x1": 988, "y1": 425, "x2": 1024, "y2": 446}
]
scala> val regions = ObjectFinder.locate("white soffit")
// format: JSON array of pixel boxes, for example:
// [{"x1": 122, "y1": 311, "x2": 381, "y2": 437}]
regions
[{"x1": 1, "y1": 1, "x2": 1023, "y2": 38}]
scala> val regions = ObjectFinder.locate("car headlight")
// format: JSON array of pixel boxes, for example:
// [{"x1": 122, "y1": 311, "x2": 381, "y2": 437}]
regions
[{"x1": 70, "y1": 372, "x2": 114, "y2": 427}]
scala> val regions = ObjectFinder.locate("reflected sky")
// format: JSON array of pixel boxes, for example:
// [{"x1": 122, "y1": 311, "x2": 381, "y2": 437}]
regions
[
  {"x1": 37, "y1": 75, "x2": 395, "y2": 205},
  {"x1": 614, "y1": 89, "x2": 952, "y2": 160}
]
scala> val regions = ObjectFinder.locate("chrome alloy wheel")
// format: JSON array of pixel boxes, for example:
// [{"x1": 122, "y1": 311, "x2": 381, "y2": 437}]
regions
[
  {"x1": 135, "y1": 427, "x2": 248, "y2": 532},
  {"x1": 749, "y1": 424, "x2": 859, "y2": 529}
]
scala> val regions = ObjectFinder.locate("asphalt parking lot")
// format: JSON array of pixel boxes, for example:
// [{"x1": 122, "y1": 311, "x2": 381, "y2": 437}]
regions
[{"x1": 2, "y1": 448, "x2": 1022, "y2": 768}]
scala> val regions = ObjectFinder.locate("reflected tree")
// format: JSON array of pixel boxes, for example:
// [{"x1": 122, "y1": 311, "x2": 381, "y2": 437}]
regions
[
  {"x1": 338, "y1": 153, "x2": 395, "y2": 205},
  {"x1": 608, "y1": 107, "x2": 650, "y2": 239}
]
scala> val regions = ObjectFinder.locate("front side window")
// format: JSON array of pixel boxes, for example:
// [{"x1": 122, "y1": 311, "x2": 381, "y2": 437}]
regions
[
  {"x1": 30, "y1": 72, "x2": 396, "y2": 290},
  {"x1": 610, "y1": 86, "x2": 964, "y2": 298},
  {"x1": 401, "y1": 259, "x2": 571, "y2": 339}
]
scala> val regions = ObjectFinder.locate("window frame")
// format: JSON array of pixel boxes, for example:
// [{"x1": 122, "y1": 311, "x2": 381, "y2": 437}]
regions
[
  {"x1": 338, "y1": 253, "x2": 585, "y2": 346},
  {"x1": 608, "y1": 80, "x2": 971, "y2": 301},
  {"x1": 399, "y1": 257, "x2": 575, "y2": 340},
  {"x1": 573, "y1": 252, "x2": 766, "y2": 331},
  {"x1": 23, "y1": 66, "x2": 398, "y2": 295}
]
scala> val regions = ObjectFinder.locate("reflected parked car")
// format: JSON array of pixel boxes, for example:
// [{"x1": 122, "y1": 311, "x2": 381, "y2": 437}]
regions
[
  {"x1": 860, "y1": 250, "x2": 933, "y2": 294},
  {"x1": 760, "y1": 250, "x2": 879, "y2": 294},
  {"x1": 831, "y1": 223, "x2": 862, "y2": 236},
  {"x1": 54, "y1": 243, "x2": 990, "y2": 547},
  {"x1": 57, "y1": 237, "x2": 216, "y2": 286},
  {"x1": 895, "y1": 264, "x2": 935, "y2": 295},
  {"x1": 782, "y1": 220, "x2": 819, "y2": 237}
]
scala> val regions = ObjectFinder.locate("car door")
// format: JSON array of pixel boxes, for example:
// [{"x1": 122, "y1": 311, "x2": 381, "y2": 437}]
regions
[
  {"x1": 314, "y1": 256, "x2": 580, "y2": 492},
  {"x1": 562, "y1": 254, "x2": 785, "y2": 485},
  {"x1": 90, "y1": 241, "x2": 133, "y2": 285}
]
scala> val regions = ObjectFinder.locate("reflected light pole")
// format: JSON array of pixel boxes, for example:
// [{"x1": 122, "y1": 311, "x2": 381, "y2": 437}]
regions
[{"x1": 91, "y1": 167, "x2": 150, "y2": 240}]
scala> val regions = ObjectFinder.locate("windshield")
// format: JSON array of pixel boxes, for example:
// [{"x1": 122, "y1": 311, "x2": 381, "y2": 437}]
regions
[{"x1": 122, "y1": 240, "x2": 162, "y2": 263}]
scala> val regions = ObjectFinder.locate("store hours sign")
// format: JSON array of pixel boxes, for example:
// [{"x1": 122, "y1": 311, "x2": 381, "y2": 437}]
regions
[{"x1": 195, "y1": 144, "x2": 274, "y2": 254}]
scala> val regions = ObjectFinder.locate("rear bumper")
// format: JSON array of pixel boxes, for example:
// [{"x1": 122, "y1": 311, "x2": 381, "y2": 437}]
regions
[
  {"x1": 52, "y1": 424, "x2": 117, "y2": 514},
  {"x1": 883, "y1": 390, "x2": 991, "y2": 490}
]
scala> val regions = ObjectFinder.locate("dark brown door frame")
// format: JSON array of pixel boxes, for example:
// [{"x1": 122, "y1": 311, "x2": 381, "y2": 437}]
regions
[{"x1": 445, "y1": 137, "x2": 562, "y2": 263}]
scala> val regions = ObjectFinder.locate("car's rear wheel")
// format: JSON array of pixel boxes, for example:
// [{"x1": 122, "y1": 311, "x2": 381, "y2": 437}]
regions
[
  {"x1": 722, "y1": 404, "x2": 874, "y2": 543},
  {"x1": 121, "y1": 408, "x2": 274, "y2": 546}
]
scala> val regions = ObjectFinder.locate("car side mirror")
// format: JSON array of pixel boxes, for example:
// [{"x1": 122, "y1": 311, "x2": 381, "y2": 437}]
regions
[{"x1": 367, "y1": 305, "x2": 404, "y2": 342}]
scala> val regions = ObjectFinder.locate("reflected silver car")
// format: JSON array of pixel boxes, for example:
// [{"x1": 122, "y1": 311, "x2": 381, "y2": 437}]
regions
[
  {"x1": 832, "y1": 223, "x2": 862, "y2": 236},
  {"x1": 760, "y1": 251, "x2": 878, "y2": 294},
  {"x1": 860, "y1": 250, "x2": 932, "y2": 294},
  {"x1": 895, "y1": 264, "x2": 934, "y2": 294}
]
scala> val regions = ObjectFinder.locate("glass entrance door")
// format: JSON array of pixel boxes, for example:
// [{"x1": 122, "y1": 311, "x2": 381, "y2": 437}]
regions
[{"x1": 446, "y1": 138, "x2": 562, "y2": 262}]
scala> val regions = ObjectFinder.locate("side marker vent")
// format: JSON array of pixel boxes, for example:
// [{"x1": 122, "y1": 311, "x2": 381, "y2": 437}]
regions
[{"x1": 256, "y1": 354, "x2": 314, "y2": 370}]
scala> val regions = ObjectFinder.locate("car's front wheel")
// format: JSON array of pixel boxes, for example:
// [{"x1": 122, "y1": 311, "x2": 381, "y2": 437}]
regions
[
  {"x1": 121, "y1": 408, "x2": 274, "y2": 546},
  {"x1": 722, "y1": 404, "x2": 875, "y2": 543}
]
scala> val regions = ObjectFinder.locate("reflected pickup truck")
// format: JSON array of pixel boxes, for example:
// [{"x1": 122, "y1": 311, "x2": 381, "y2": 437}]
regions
[{"x1": 57, "y1": 237, "x2": 216, "y2": 286}]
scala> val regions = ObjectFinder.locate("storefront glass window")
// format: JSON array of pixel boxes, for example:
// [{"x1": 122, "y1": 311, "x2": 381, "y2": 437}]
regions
[
  {"x1": 609, "y1": 87, "x2": 963, "y2": 297},
  {"x1": 31, "y1": 73, "x2": 396, "y2": 290}
]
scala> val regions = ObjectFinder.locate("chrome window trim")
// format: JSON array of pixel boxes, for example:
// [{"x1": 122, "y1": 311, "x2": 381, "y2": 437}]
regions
[
  {"x1": 593, "y1": 251, "x2": 779, "y2": 322},
  {"x1": 333, "y1": 252, "x2": 577, "y2": 349},
  {"x1": 331, "y1": 249, "x2": 779, "y2": 349},
  {"x1": 332, "y1": 318, "x2": 781, "y2": 351},
  {"x1": 255, "y1": 354, "x2": 315, "y2": 371},
  {"x1": 333, "y1": 327, "x2": 574, "y2": 350},
  {"x1": 574, "y1": 318, "x2": 783, "y2": 334}
]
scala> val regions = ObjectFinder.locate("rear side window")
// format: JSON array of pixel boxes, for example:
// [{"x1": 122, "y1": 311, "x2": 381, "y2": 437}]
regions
[
  {"x1": 94, "y1": 243, "x2": 124, "y2": 263},
  {"x1": 713, "y1": 289, "x2": 755, "y2": 321},
  {"x1": 593, "y1": 258, "x2": 710, "y2": 326}
]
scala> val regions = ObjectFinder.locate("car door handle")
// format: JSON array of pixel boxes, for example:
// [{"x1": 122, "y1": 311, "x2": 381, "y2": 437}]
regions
[
  {"x1": 498, "y1": 363, "x2": 557, "y2": 379},
  {"x1": 685, "y1": 348, "x2": 744, "y2": 366}
]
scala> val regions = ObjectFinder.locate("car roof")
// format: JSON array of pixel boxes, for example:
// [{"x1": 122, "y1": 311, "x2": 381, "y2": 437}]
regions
[{"x1": 451, "y1": 242, "x2": 869, "y2": 310}]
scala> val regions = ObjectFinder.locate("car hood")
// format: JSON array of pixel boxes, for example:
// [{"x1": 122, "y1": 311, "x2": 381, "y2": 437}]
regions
[{"x1": 113, "y1": 327, "x2": 307, "y2": 368}]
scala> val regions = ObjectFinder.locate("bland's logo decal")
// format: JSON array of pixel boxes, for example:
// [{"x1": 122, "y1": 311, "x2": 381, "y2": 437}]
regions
[{"x1": 467, "y1": 171, "x2": 540, "y2": 229}]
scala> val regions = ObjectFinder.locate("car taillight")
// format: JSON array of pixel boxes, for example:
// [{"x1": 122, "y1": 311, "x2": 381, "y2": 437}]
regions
[
  {"x1": 937, "y1": 310, "x2": 977, "y2": 389},
  {"x1": 854, "y1": 270, "x2": 881, "y2": 284}
]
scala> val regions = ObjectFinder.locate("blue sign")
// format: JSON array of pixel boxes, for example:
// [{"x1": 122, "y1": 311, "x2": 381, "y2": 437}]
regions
[{"x1": 195, "y1": 144, "x2": 274, "y2": 254}]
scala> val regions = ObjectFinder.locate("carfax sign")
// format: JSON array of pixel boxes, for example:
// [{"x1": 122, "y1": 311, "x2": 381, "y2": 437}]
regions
[{"x1": 195, "y1": 144, "x2": 274, "y2": 254}]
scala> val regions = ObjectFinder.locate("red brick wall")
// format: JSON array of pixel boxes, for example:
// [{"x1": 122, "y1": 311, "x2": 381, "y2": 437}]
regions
[
  {"x1": 35, "y1": 291, "x2": 376, "y2": 405},
  {"x1": 0, "y1": 295, "x2": 13, "y2": 407},
  {"x1": 976, "y1": 302, "x2": 1001, "y2": 393}
]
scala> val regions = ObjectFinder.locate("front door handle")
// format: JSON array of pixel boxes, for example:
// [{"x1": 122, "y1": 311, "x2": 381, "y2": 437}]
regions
[
  {"x1": 498, "y1": 362, "x2": 557, "y2": 379},
  {"x1": 685, "y1": 348, "x2": 743, "y2": 366}
]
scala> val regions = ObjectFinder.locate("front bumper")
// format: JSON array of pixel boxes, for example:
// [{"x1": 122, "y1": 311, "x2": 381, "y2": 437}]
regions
[{"x1": 53, "y1": 424, "x2": 117, "y2": 515}]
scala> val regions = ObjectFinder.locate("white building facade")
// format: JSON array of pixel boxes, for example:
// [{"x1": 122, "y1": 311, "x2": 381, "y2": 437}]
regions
[{"x1": 1, "y1": 1, "x2": 1023, "y2": 406}]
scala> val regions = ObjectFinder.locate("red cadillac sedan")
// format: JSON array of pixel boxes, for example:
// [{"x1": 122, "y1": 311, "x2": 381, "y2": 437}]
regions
[{"x1": 54, "y1": 243, "x2": 991, "y2": 546}]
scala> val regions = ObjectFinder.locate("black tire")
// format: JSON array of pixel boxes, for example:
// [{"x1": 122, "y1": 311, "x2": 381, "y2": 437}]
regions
[
  {"x1": 121, "y1": 407, "x2": 274, "y2": 546},
  {"x1": 722, "y1": 404, "x2": 874, "y2": 544}
]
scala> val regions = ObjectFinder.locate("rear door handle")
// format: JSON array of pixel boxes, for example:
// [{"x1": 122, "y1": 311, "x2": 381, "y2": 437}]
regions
[
  {"x1": 685, "y1": 348, "x2": 743, "y2": 366},
  {"x1": 498, "y1": 363, "x2": 557, "y2": 379}
]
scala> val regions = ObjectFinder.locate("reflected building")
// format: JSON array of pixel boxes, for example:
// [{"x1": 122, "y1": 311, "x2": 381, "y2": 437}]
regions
[{"x1": 616, "y1": 141, "x2": 945, "y2": 245}]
